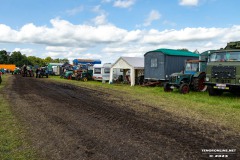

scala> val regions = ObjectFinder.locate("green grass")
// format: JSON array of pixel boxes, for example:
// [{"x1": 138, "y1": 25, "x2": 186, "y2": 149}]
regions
[
  {"x1": 0, "y1": 74, "x2": 37, "y2": 160},
  {"x1": 48, "y1": 76, "x2": 240, "y2": 132}
]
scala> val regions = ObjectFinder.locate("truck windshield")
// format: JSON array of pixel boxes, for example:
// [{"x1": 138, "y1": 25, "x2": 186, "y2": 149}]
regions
[
  {"x1": 185, "y1": 63, "x2": 198, "y2": 72},
  {"x1": 210, "y1": 51, "x2": 240, "y2": 62}
]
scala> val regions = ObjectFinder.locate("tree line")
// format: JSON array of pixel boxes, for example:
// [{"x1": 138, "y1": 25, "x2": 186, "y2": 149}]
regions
[{"x1": 0, "y1": 50, "x2": 69, "y2": 67}]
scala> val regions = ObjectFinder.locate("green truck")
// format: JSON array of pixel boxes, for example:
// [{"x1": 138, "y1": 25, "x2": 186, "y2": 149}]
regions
[{"x1": 204, "y1": 41, "x2": 240, "y2": 96}]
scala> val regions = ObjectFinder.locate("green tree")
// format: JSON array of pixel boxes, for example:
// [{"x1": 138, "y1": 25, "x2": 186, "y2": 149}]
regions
[
  {"x1": 8, "y1": 51, "x2": 69, "y2": 67},
  {"x1": 27, "y1": 56, "x2": 46, "y2": 67},
  {"x1": 44, "y1": 56, "x2": 53, "y2": 64},
  {"x1": 0, "y1": 50, "x2": 9, "y2": 64},
  {"x1": 53, "y1": 58, "x2": 60, "y2": 63},
  {"x1": 9, "y1": 51, "x2": 23, "y2": 66},
  {"x1": 59, "y1": 58, "x2": 69, "y2": 63},
  {"x1": 9, "y1": 51, "x2": 31, "y2": 67}
]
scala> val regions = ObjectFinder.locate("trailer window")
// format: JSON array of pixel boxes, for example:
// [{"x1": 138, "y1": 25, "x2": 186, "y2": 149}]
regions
[
  {"x1": 151, "y1": 58, "x2": 157, "y2": 67},
  {"x1": 94, "y1": 68, "x2": 101, "y2": 74},
  {"x1": 104, "y1": 68, "x2": 110, "y2": 73}
]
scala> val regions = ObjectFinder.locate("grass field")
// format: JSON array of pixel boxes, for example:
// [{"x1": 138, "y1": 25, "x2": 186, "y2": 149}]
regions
[
  {"x1": 49, "y1": 76, "x2": 240, "y2": 133},
  {"x1": 1, "y1": 74, "x2": 239, "y2": 159},
  {"x1": 0, "y1": 74, "x2": 37, "y2": 160}
]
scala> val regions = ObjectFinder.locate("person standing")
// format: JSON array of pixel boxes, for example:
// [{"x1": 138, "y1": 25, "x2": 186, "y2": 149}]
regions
[
  {"x1": 0, "y1": 71, "x2": 2, "y2": 84},
  {"x1": 36, "y1": 68, "x2": 40, "y2": 78}
]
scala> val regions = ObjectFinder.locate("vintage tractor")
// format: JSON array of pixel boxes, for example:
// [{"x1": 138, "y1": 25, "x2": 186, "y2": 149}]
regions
[
  {"x1": 164, "y1": 59, "x2": 207, "y2": 94},
  {"x1": 63, "y1": 70, "x2": 74, "y2": 79},
  {"x1": 74, "y1": 64, "x2": 93, "y2": 82},
  {"x1": 204, "y1": 41, "x2": 240, "y2": 96},
  {"x1": 36, "y1": 67, "x2": 49, "y2": 78},
  {"x1": 12, "y1": 68, "x2": 21, "y2": 74},
  {"x1": 71, "y1": 59, "x2": 101, "y2": 82},
  {"x1": 22, "y1": 65, "x2": 34, "y2": 77}
]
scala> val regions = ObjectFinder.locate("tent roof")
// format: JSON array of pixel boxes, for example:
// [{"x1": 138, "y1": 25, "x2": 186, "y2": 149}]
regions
[
  {"x1": 113, "y1": 57, "x2": 144, "y2": 68},
  {"x1": 145, "y1": 48, "x2": 199, "y2": 57}
]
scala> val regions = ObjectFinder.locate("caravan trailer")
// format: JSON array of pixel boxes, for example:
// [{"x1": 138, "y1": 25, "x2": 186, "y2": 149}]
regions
[{"x1": 93, "y1": 63, "x2": 112, "y2": 81}]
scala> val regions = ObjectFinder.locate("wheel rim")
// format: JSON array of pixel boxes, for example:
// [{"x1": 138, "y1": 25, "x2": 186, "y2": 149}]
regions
[
  {"x1": 182, "y1": 85, "x2": 189, "y2": 93},
  {"x1": 83, "y1": 77, "x2": 87, "y2": 82},
  {"x1": 198, "y1": 78, "x2": 206, "y2": 91}
]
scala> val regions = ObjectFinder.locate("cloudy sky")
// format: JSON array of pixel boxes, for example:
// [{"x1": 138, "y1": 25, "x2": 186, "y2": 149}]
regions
[{"x1": 0, "y1": 0, "x2": 240, "y2": 64}]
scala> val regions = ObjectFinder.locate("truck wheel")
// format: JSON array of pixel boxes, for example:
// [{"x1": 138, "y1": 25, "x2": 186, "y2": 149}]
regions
[
  {"x1": 164, "y1": 83, "x2": 173, "y2": 92},
  {"x1": 208, "y1": 86, "x2": 223, "y2": 96},
  {"x1": 76, "y1": 75, "x2": 81, "y2": 81},
  {"x1": 193, "y1": 74, "x2": 207, "y2": 91},
  {"x1": 179, "y1": 83, "x2": 190, "y2": 94}
]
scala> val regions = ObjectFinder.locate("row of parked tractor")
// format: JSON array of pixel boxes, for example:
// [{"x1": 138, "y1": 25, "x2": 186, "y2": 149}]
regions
[
  {"x1": 52, "y1": 41, "x2": 240, "y2": 96},
  {"x1": 13, "y1": 65, "x2": 49, "y2": 78},
  {"x1": 59, "y1": 61, "x2": 97, "y2": 81},
  {"x1": 12, "y1": 41, "x2": 240, "y2": 96}
]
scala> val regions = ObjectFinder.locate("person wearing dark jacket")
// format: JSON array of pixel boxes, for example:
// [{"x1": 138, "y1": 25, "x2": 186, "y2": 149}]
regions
[
  {"x1": 0, "y1": 71, "x2": 2, "y2": 84},
  {"x1": 36, "y1": 68, "x2": 40, "y2": 78}
]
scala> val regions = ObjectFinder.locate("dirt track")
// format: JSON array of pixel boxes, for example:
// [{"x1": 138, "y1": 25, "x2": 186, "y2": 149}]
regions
[{"x1": 2, "y1": 75, "x2": 240, "y2": 159}]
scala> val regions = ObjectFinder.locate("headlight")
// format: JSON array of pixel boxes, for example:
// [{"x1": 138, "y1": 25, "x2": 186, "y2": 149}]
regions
[
  {"x1": 177, "y1": 76, "x2": 180, "y2": 79},
  {"x1": 166, "y1": 75, "x2": 168, "y2": 78},
  {"x1": 205, "y1": 77, "x2": 209, "y2": 82},
  {"x1": 239, "y1": 79, "x2": 240, "y2": 83}
]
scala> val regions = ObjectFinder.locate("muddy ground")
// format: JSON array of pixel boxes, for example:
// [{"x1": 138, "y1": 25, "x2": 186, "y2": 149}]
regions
[{"x1": 2, "y1": 75, "x2": 240, "y2": 159}]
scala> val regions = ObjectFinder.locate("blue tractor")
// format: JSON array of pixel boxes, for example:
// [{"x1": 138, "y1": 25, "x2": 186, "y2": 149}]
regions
[{"x1": 164, "y1": 59, "x2": 207, "y2": 94}]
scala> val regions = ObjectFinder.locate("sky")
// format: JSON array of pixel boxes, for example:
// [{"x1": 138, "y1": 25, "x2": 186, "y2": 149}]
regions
[{"x1": 0, "y1": 0, "x2": 240, "y2": 64}]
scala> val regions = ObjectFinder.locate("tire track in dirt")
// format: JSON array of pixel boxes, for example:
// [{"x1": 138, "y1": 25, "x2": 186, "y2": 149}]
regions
[{"x1": 2, "y1": 75, "x2": 239, "y2": 160}]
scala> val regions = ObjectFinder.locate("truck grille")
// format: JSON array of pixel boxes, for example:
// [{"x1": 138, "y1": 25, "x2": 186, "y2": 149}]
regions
[
  {"x1": 215, "y1": 79, "x2": 231, "y2": 84},
  {"x1": 211, "y1": 66, "x2": 236, "y2": 79}
]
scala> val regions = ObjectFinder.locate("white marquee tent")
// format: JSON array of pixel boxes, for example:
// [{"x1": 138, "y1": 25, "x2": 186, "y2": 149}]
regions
[{"x1": 109, "y1": 57, "x2": 144, "y2": 86}]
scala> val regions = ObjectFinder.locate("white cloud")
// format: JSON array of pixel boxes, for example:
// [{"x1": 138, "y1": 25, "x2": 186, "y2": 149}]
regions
[
  {"x1": 91, "y1": 6, "x2": 109, "y2": 26},
  {"x1": 163, "y1": 20, "x2": 176, "y2": 27},
  {"x1": 179, "y1": 0, "x2": 199, "y2": 6},
  {"x1": 113, "y1": 0, "x2": 136, "y2": 8},
  {"x1": 1, "y1": 18, "x2": 240, "y2": 63},
  {"x1": 144, "y1": 10, "x2": 161, "y2": 27},
  {"x1": 66, "y1": 6, "x2": 84, "y2": 16},
  {"x1": 0, "y1": 24, "x2": 18, "y2": 42},
  {"x1": 101, "y1": 0, "x2": 112, "y2": 3},
  {"x1": 45, "y1": 46, "x2": 86, "y2": 53},
  {"x1": 13, "y1": 48, "x2": 34, "y2": 56},
  {"x1": 81, "y1": 53, "x2": 102, "y2": 59},
  {"x1": 44, "y1": 46, "x2": 88, "y2": 59},
  {"x1": 204, "y1": 42, "x2": 213, "y2": 47},
  {"x1": 92, "y1": 14, "x2": 108, "y2": 26},
  {"x1": 92, "y1": 5, "x2": 105, "y2": 14}
]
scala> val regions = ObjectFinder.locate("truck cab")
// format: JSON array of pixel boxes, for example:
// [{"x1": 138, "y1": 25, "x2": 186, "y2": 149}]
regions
[{"x1": 204, "y1": 41, "x2": 240, "y2": 95}]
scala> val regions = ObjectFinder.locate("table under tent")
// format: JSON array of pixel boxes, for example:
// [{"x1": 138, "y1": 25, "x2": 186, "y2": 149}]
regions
[{"x1": 109, "y1": 57, "x2": 144, "y2": 86}]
